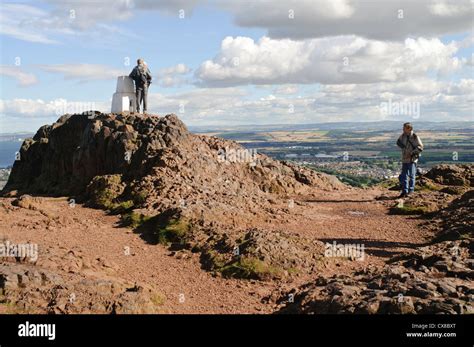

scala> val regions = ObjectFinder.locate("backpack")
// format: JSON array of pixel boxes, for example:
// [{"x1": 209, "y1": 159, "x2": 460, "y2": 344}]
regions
[
  {"x1": 132, "y1": 66, "x2": 149, "y2": 86},
  {"x1": 137, "y1": 66, "x2": 148, "y2": 85}
]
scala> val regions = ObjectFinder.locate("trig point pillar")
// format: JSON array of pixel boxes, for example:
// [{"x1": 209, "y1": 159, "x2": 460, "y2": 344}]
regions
[{"x1": 111, "y1": 76, "x2": 136, "y2": 113}]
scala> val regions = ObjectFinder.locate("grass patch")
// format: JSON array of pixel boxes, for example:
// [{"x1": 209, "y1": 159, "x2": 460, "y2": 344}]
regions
[
  {"x1": 418, "y1": 182, "x2": 443, "y2": 192},
  {"x1": 150, "y1": 293, "x2": 166, "y2": 306},
  {"x1": 121, "y1": 209, "x2": 191, "y2": 246},
  {"x1": 131, "y1": 190, "x2": 148, "y2": 205},
  {"x1": 220, "y1": 257, "x2": 282, "y2": 280},
  {"x1": 156, "y1": 218, "x2": 190, "y2": 245},
  {"x1": 121, "y1": 211, "x2": 152, "y2": 229},
  {"x1": 87, "y1": 174, "x2": 125, "y2": 209},
  {"x1": 390, "y1": 205, "x2": 432, "y2": 215},
  {"x1": 377, "y1": 178, "x2": 399, "y2": 190},
  {"x1": 200, "y1": 249, "x2": 228, "y2": 271},
  {"x1": 109, "y1": 200, "x2": 134, "y2": 214}
]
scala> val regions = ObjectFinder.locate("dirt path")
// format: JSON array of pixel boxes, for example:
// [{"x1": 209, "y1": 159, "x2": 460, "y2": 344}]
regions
[{"x1": 0, "y1": 188, "x2": 435, "y2": 313}]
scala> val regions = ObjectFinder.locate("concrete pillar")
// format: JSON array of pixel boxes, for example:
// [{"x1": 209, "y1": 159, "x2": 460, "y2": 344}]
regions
[{"x1": 111, "y1": 76, "x2": 136, "y2": 113}]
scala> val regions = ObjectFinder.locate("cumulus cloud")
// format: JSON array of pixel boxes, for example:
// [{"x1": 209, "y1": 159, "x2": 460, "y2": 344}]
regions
[
  {"x1": 1, "y1": 77, "x2": 472, "y2": 128},
  {"x1": 155, "y1": 64, "x2": 193, "y2": 87},
  {"x1": 144, "y1": 78, "x2": 474, "y2": 123},
  {"x1": 4, "y1": 1, "x2": 472, "y2": 45},
  {"x1": 222, "y1": 0, "x2": 474, "y2": 41},
  {"x1": 159, "y1": 76, "x2": 472, "y2": 123},
  {"x1": 196, "y1": 35, "x2": 463, "y2": 87},
  {"x1": 0, "y1": 66, "x2": 38, "y2": 87}
]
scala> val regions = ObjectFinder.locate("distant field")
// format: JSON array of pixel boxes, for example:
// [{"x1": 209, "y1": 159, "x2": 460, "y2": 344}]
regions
[{"x1": 202, "y1": 126, "x2": 474, "y2": 167}]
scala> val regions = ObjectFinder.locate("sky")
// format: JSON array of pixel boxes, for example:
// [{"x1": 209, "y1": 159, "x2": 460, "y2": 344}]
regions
[{"x1": 0, "y1": 0, "x2": 473, "y2": 132}]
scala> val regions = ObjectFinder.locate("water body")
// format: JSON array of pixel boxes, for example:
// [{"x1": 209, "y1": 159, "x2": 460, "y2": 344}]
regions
[{"x1": 0, "y1": 141, "x2": 23, "y2": 168}]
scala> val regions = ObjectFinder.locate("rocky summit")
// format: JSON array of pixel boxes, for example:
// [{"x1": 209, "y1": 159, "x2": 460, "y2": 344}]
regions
[{"x1": 3, "y1": 112, "x2": 343, "y2": 199}]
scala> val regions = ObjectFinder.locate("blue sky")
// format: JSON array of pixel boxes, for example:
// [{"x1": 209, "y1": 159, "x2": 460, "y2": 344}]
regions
[{"x1": 1, "y1": 0, "x2": 473, "y2": 132}]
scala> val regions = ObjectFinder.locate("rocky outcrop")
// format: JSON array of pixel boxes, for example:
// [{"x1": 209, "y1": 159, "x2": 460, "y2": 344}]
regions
[
  {"x1": 276, "y1": 240, "x2": 473, "y2": 314},
  {"x1": 3, "y1": 112, "x2": 344, "y2": 201},
  {"x1": 0, "y1": 247, "x2": 163, "y2": 314},
  {"x1": 431, "y1": 190, "x2": 474, "y2": 242},
  {"x1": 424, "y1": 164, "x2": 473, "y2": 187},
  {"x1": 388, "y1": 164, "x2": 473, "y2": 215}
]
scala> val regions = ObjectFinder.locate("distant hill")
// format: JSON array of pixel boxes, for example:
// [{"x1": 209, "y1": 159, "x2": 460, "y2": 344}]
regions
[{"x1": 190, "y1": 121, "x2": 474, "y2": 133}]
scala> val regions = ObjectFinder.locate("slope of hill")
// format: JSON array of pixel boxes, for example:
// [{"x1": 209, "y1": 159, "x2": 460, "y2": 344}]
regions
[{"x1": 0, "y1": 113, "x2": 472, "y2": 314}]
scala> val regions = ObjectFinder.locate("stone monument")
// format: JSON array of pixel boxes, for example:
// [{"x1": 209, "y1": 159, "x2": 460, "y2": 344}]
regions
[{"x1": 111, "y1": 76, "x2": 136, "y2": 113}]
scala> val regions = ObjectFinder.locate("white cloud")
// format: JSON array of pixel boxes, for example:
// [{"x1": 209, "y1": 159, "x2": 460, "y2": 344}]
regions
[
  {"x1": 133, "y1": 0, "x2": 204, "y2": 14},
  {"x1": 0, "y1": 4, "x2": 60, "y2": 44},
  {"x1": 0, "y1": 98, "x2": 109, "y2": 118},
  {"x1": 4, "y1": 1, "x2": 472, "y2": 46},
  {"x1": 0, "y1": 1, "x2": 138, "y2": 45},
  {"x1": 196, "y1": 35, "x2": 463, "y2": 87},
  {"x1": 0, "y1": 66, "x2": 38, "y2": 87},
  {"x1": 429, "y1": 0, "x2": 473, "y2": 16},
  {"x1": 147, "y1": 77, "x2": 474, "y2": 124},
  {"x1": 222, "y1": 0, "x2": 474, "y2": 40},
  {"x1": 45, "y1": 0, "x2": 134, "y2": 31},
  {"x1": 155, "y1": 63, "x2": 192, "y2": 87},
  {"x1": 157, "y1": 63, "x2": 192, "y2": 76},
  {"x1": 1, "y1": 77, "x2": 472, "y2": 129},
  {"x1": 43, "y1": 0, "x2": 204, "y2": 28},
  {"x1": 274, "y1": 85, "x2": 299, "y2": 95},
  {"x1": 38, "y1": 64, "x2": 128, "y2": 82}
]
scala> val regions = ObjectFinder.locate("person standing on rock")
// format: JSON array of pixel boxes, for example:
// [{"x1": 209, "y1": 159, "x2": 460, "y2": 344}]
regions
[
  {"x1": 396, "y1": 122, "x2": 424, "y2": 198},
  {"x1": 129, "y1": 58, "x2": 152, "y2": 113}
]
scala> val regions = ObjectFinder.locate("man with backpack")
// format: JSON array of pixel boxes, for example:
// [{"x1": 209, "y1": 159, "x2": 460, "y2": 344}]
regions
[
  {"x1": 129, "y1": 58, "x2": 152, "y2": 113},
  {"x1": 396, "y1": 122, "x2": 424, "y2": 198}
]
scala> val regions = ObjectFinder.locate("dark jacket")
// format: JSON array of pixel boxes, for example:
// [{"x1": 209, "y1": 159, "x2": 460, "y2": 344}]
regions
[{"x1": 129, "y1": 65, "x2": 152, "y2": 89}]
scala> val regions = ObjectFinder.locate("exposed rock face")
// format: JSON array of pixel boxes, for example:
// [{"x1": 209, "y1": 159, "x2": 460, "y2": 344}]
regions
[
  {"x1": 431, "y1": 190, "x2": 474, "y2": 242},
  {"x1": 387, "y1": 164, "x2": 473, "y2": 215},
  {"x1": 424, "y1": 164, "x2": 473, "y2": 187},
  {"x1": 3, "y1": 112, "x2": 344, "y2": 200}
]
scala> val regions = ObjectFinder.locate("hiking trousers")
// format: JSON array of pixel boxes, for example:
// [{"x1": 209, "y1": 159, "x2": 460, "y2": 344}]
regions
[{"x1": 136, "y1": 87, "x2": 148, "y2": 113}]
